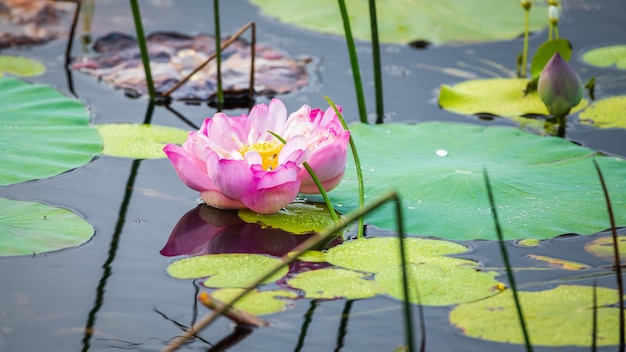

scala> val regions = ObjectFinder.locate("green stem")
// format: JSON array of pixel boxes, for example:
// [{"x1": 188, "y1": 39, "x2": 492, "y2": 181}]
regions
[
  {"x1": 129, "y1": 0, "x2": 156, "y2": 100},
  {"x1": 521, "y1": 8, "x2": 530, "y2": 78},
  {"x1": 325, "y1": 96, "x2": 365, "y2": 239},
  {"x1": 337, "y1": 0, "x2": 368, "y2": 124},
  {"x1": 483, "y1": 168, "x2": 533, "y2": 352},
  {"x1": 268, "y1": 131, "x2": 340, "y2": 224},
  {"x1": 213, "y1": 0, "x2": 224, "y2": 111},
  {"x1": 554, "y1": 26, "x2": 559, "y2": 39},
  {"x1": 368, "y1": 0, "x2": 384, "y2": 124},
  {"x1": 548, "y1": 23, "x2": 553, "y2": 41}
]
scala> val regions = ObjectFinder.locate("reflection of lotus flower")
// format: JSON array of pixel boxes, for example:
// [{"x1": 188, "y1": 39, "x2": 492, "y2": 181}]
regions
[
  {"x1": 538, "y1": 53, "x2": 582, "y2": 117},
  {"x1": 160, "y1": 204, "x2": 316, "y2": 257},
  {"x1": 164, "y1": 98, "x2": 349, "y2": 214}
]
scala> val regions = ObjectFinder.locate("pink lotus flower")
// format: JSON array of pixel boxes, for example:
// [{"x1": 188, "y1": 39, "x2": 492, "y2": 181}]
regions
[{"x1": 163, "y1": 98, "x2": 350, "y2": 214}]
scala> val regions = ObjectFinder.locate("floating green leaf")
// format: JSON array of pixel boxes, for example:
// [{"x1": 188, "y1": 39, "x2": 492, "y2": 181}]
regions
[
  {"x1": 289, "y1": 250, "x2": 327, "y2": 263},
  {"x1": 438, "y1": 78, "x2": 587, "y2": 117},
  {"x1": 250, "y1": 0, "x2": 548, "y2": 45},
  {"x1": 239, "y1": 201, "x2": 338, "y2": 234},
  {"x1": 325, "y1": 237, "x2": 469, "y2": 273},
  {"x1": 582, "y1": 45, "x2": 626, "y2": 69},
  {"x1": 0, "y1": 198, "x2": 94, "y2": 256},
  {"x1": 0, "y1": 55, "x2": 46, "y2": 77},
  {"x1": 325, "y1": 122, "x2": 626, "y2": 240},
  {"x1": 97, "y1": 123, "x2": 188, "y2": 159},
  {"x1": 166, "y1": 254, "x2": 288, "y2": 288},
  {"x1": 584, "y1": 235, "x2": 626, "y2": 263},
  {"x1": 211, "y1": 288, "x2": 298, "y2": 315},
  {"x1": 376, "y1": 262, "x2": 501, "y2": 306},
  {"x1": 579, "y1": 96, "x2": 626, "y2": 129},
  {"x1": 0, "y1": 77, "x2": 102, "y2": 185},
  {"x1": 526, "y1": 254, "x2": 589, "y2": 270},
  {"x1": 450, "y1": 285, "x2": 626, "y2": 346},
  {"x1": 287, "y1": 268, "x2": 383, "y2": 300},
  {"x1": 530, "y1": 39, "x2": 572, "y2": 79}
]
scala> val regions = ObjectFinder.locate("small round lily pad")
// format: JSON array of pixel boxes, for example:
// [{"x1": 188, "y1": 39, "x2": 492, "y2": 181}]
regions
[
  {"x1": 97, "y1": 123, "x2": 188, "y2": 159},
  {"x1": 0, "y1": 198, "x2": 94, "y2": 256},
  {"x1": 0, "y1": 55, "x2": 46, "y2": 77},
  {"x1": 211, "y1": 288, "x2": 298, "y2": 315},
  {"x1": 166, "y1": 254, "x2": 288, "y2": 288},
  {"x1": 287, "y1": 268, "x2": 383, "y2": 300},
  {"x1": 582, "y1": 45, "x2": 626, "y2": 70}
]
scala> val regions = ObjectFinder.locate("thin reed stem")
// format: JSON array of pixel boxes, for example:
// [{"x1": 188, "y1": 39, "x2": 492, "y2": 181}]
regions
[
  {"x1": 483, "y1": 168, "x2": 533, "y2": 352},
  {"x1": 395, "y1": 197, "x2": 416, "y2": 352},
  {"x1": 592, "y1": 158, "x2": 624, "y2": 352},
  {"x1": 129, "y1": 0, "x2": 156, "y2": 100},
  {"x1": 368, "y1": 0, "x2": 384, "y2": 124},
  {"x1": 337, "y1": 0, "x2": 368, "y2": 124},
  {"x1": 213, "y1": 0, "x2": 224, "y2": 111},
  {"x1": 592, "y1": 280, "x2": 598, "y2": 352},
  {"x1": 521, "y1": 8, "x2": 530, "y2": 78},
  {"x1": 325, "y1": 96, "x2": 365, "y2": 238}
]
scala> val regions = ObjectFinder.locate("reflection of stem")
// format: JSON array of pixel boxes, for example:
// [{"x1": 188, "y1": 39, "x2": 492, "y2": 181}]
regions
[
  {"x1": 163, "y1": 104, "x2": 200, "y2": 130},
  {"x1": 162, "y1": 191, "x2": 409, "y2": 352},
  {"x1": 63, "y1": 0, "x2": 80, "y2": 68},
  {"x1": 81, "y1": 102, "x2": 154, "y2": 351},
  {"x1": 326, "y1": 97, "x2": 365, "y2": 239},
  {"x1": 333, "y1": 300, "x2": 354, "y2": 352},
  {"x1": 293, "y1": 300, "x2": 319, "y2": 352},
  {"x1": 129, "y1": 0, "x2": 157, "y2": 100},
  {"x1": 521, "y1": 8, "x2": 530, "y2": 78},
  {"x1": 206, "y1": 327, "x2": 252, "y2": 352},
  {"x1": 213, "y1": 0, "x2": 223, "y2": 111},
  {"x1": 337, "y1": 0, "x2": 368, "y2": 124}
]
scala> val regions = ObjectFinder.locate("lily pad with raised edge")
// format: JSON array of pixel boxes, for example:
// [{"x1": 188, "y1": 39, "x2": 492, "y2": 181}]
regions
[
  {"x1": 584, "y1": 235, "x2": 626, "y2": 263},
  {"x1": 249, "y1": 0, "x2": 548, "y2": 45},
  {"x1": 323, "y1": 122, "x2": 626, "y2": 240},
  {"x1": 449, "y1": 285, "x2": 626, "y2": 346},
  {"x1": 582, "y1": 45, "x2": 626, "y2": 70},
  {"x1": 0, "y1": 198, "x2": 94, "y2": 256},
  {"x1": 211, "y1": 288, "x2": 298, "y2": 315},
  {"x1": 166, "y1": 254, "x2": 288, "y2": 288},
  {"x1": 325, "y1": 237, "x2": 469, "y2": 273},
  {"x1": 97, "y1": 123, "x2": 188, "y2": 159},
  {"x1": 376, "y1": 262, "x2": 501, "y2": 306},
  {"x1": 287, "y1": 268, "x2": 383, "y2": 300},
  {"x1": 0, "y1": 55, "x2": 46, "y2": 77},
  {"x1": 579, "y1": 96, "x2": 626, "y2": 129},
  {"x1": 239, "y1": 200, "x2": 339, "y2": 235},
  {"x1": 438, "y1": 78, "x2": 588, "y2": 117},
  {"x1": 0, "y1": 77, "x2": 102, "y2": 186}
]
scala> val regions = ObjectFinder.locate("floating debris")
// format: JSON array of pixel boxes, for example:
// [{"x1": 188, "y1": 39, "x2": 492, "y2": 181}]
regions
[{"x1": 0, "y1": 0, "x2": 73, "y2": 48}]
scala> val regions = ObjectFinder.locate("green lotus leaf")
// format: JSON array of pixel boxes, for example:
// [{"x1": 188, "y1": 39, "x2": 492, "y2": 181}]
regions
[
  {"x1": 0, "y1": 55, "x2": 45, "y2": 77},
  {"x1": 211, "y1": 288, "x2": 298, "y2": 315},
  {"x1": 584, "y1": 235, "x2": 626, "y2": 263},
  {"x1": 249, "y1": 0, "x2": 548, "y2": 45},
  {"x1": 529, "y1": 39, "x2": 573, "y2": 79},
  {"x1": 239, "y1": 200, "x2": 338, "y2": 234},
  {"x1": 324, "y1": 122, "x2": 626, "y2": 240},
  {"x1": 579, "y1": 96, "x2": 626, "y2": 129},
  {"x1": 287, "y1": 268, "x2": 383, "y2": 300},
  {"x1": 97, "y1": 123, "x2": 188, "y2": 159},
  {"x1": 0, "y1": 77, "x2": 102, "y2": 185},
  {"x1": 0, "y1": 198, "x2": 94, "y2": 256},
  {"x1": 166, "y1": 254, "x2": 287, "y2": 288},
  {"x1": 325, "y1": 237, "x2": 469, "y2": 273},
  {"x1": 376, "y1": 262, "x2": 501, "y2": 306},
  {"x1": 449, "y1": 285, "x2": 626, "y2": 346},
  {"x1": 438, "y1": 78, "x2": 588, "y2": 117},
  {"x1": 582, "y1": 45, "x2": 626, "y2": 69}
]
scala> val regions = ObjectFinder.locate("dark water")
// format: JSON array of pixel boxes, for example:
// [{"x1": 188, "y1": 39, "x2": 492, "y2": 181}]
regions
[{"x1": 1, "y1": 0, "x2": 626, "y2": 351}]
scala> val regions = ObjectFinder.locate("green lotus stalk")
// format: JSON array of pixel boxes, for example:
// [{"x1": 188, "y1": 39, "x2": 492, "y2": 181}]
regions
[
  {"x1": 369, "y1": 0, "x2": 384, "y2": 124},
  {"x1": 325, "y1": 96, "x2": 365, "y2": 239},
  {"x1": 129, "y1": 0, "x2": 156, "y2": 100},
  {"x1": 337, "y1": 0, "x2": 368, "y2": 124},
  {"x1": 213, "y1": 0, "x2": 224, "y2": 111},
  {"x1": 268, "y1": 131, "x2": 340, "y2": 224},
  {"x1": 520, "y1": 0, "x2": 532, "y2": 78}
]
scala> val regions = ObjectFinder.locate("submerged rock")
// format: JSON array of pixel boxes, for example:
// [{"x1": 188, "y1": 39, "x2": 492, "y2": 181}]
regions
[
  {"x1": 71, "y1": 31, "x2": 311, "y2": 101},
  {"x1": 0, "y1": 0, "x2": 73, "y2": 48}
]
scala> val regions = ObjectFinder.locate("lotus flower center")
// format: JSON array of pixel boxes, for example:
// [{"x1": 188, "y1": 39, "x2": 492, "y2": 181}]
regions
[{"x1": 240, "y1": 141, "x2": 283, "y2": 170}]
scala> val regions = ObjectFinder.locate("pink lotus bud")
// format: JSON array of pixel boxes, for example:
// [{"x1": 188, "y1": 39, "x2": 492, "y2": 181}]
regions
[{"x1": 537, "y1": 53, "x2": 582, "y2": 117}]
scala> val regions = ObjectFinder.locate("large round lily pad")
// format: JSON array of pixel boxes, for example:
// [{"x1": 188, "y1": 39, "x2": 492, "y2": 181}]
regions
[
  {"x1": 97, "y1": 123, "x2": 188, "y2": 159},
  {"x1": 166, "y1": 254, "x2": 288, "y2": 288},
  {"x1": 579, "y1": 96, "x2": 626, "y2": 129},
  {"x1": 325, "y1": 122, "x2": 626, "y2": 240},
  {"x1": 0, "y1": 77, "x2": 102, "y2": 185},
  {"x1": 449, "y1": 285, "x2": 626, "y2": 346},
  {"x1": 582, "y1": 45, "x2": 626, "y2": 70},
  {"x1": 250, "y1": 0, "x2": 548, "y2": 45},
  {"x1": 438, "y1": 78, "x2": 588, "y2": 117},
  {"x1": 0, "y1": 198, "x2": 94, "y2": 256}
]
